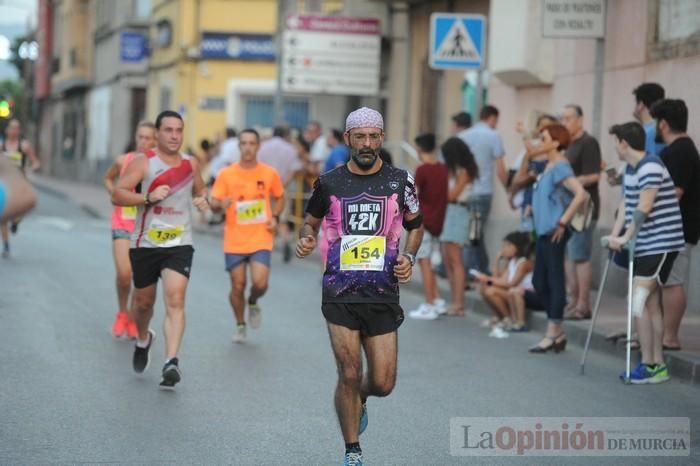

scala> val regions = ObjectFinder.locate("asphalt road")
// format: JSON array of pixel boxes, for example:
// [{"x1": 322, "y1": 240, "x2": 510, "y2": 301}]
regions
[{"x1": 1, "y1": 190, "x2": 698, "y2": 465}]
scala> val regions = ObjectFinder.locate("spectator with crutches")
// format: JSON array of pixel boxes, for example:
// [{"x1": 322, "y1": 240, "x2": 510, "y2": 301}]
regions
[
  {"x1": 529, "y1": 123, "x2": 587, "y2": 354},
  {"x1": 603, "y1": 122, "x2": 685, "y2": 384}
]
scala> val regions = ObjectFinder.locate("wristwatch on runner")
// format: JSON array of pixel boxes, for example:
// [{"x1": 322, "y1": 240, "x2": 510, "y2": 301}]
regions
[{"x1": 401, "y1": 252, "x2": 416, "y2": 267}]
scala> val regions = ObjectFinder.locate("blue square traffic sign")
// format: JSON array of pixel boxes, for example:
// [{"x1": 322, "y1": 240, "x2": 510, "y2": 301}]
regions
[{"x1": 429, "y1": 14, "x2": 486, "y2": 70}]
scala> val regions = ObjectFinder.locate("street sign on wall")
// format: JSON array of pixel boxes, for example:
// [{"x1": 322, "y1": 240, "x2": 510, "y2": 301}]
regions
[
  {"x1": 429, "y1": 14, "x2": 486, "y2": 70},
  {"x1": 201, "y1": 32, "x2": 275, "y2": 61},
  {"x1": 542, "y1": 0, "x2": 606, "y2": 38},
  {"x1": 120, "y1": 32, "x2": 147, "y2": 63},
  {"x1": 281, "y1": 15, "x2": 381, "y2": 96}
]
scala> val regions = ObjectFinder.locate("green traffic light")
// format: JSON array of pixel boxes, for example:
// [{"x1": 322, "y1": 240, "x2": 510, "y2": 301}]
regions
[{"x1": 0, "y1": 100, "x2": 10, "y2": 118}]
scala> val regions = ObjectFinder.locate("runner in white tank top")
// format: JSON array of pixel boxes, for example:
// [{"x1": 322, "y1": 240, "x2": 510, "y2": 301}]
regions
[{"x1": 112, "y1": 110, "x2": 209, "y2": 390}]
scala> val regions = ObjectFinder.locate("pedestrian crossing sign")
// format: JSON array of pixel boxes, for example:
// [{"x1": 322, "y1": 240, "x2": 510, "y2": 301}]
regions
[{"x1": 429, "y1": 14, "x2": 486, "y2": 70}]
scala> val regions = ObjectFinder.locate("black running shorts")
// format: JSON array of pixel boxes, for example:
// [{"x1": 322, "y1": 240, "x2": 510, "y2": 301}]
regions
[
  {"x1": 322, "y1": 302, "x2": 404, "y2": 337},
  {"x1": 634, "y1": 252, "x2": 678, "y2": 285},
  {"x1": 129, "y1": 245, "x2": 194, "y2": 289}
]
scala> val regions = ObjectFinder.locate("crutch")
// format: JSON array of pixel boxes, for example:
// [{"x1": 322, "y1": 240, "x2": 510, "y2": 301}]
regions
[
  {"x1": 621, "y1": 240, "x2": 636, "y2": 385},
  {"x1": 579, "y1": 245, "x2": 614, "y2": 375}
]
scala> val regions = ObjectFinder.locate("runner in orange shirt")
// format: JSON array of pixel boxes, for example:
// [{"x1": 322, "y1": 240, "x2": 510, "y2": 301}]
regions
[
  {"x1": 210, "y1": 129, "x2": 285, "y2": 343},
  {"x1": 103, "y1": 121, "x2": 156, "y2": 338}
]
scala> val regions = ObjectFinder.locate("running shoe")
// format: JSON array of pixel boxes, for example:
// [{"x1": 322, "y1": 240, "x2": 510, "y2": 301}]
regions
[
  {"x1": 359, "y1": 403, "x2": 368, "y2": 435},
  {"x1": 1, "y1": 243, "x2": 9, "y2": 259},
  {"x1": 433, "y1": 298, "x2": 447, "y2": 316},
  {"x1": 509, "y1": 322, "x2": 529, "y2": 332},
  {"x1": 10, "y1": 221, "x2": 18, "y2": 234},
  {"x1": 408, "y1": 303, "x2": 438, "y2": 320},
  {"x1": 133, "y1": 329, "x2": 155, "y2": 373},
  {"x1": 160, "y1": 358, "x2": 182, "y2": 389},
  {"x1": 232, "y1": 324, "x2": 247, "y2": 343},
  {"x1": 125, "y1": 318, "x2": 138, "y2": 340},
  {"x1": 343, "y1": 450, "x2": 363, "y2": 466},
  {"x1": 488, "y1": 327, "x2": 509, "y2": 339},
  {"x1": 649, "y1": 364, "x2": 670, "y2": 384},
  {"x1": 622, "y1": 362, "x2": 653, "y2": 384},
  {"x1": 249, "y1": 303, "x2": 262, "y2": 329},
  {"x1": 111, "y1": 311, "x2": 129, "y2": 338}
]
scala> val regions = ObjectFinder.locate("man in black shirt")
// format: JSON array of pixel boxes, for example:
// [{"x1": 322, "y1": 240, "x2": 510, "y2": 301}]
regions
[
  {"x1": 296, "y1": 107, "x2": 423, "y2": 465},
  {"x1": 651, "y1": 99, "x2": 700, "y2": 351},
  {"x1": 561, "y1": 105, "x2": 602, "y2": 319}
]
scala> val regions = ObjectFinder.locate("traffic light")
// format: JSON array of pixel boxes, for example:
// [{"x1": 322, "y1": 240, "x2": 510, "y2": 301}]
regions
[{"x1": 0, "y1": 98, "x2": 10, "y2": 118}]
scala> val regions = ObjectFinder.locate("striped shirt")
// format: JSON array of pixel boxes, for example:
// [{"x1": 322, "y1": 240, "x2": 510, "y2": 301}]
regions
[{"x1": 623, "y1": 155, "x2": 685, "y2": 256}]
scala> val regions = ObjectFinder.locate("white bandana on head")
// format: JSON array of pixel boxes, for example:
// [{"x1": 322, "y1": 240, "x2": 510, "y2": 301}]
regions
[{"x1": 345, "y1": 107, "x2": 384, "y2": 133}]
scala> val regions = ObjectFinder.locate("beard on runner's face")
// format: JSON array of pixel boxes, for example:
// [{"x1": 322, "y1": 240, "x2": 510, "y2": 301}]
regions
[{"x1": 350, "y1": 146, "x2": 378, "y2": 169}]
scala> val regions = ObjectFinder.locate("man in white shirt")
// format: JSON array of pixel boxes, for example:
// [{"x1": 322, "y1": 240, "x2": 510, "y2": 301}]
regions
[
  {"x1": 210, "y1": 128, "x2": 240, "y2": 178},
  {"x1": 305, "y1": 121, "x2": 329, "y2": 164},
  {"x1": 258, "y1": 126, "x2": 303, "y2": 262}
]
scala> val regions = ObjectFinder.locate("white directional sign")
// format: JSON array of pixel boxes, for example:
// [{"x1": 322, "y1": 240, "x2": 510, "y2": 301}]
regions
[
  {"x1": 281, "y1": 15, "x2": 381, "y2": 96},
  {"x1": 542, "y1": 0, "x2": 606, "y2": 38},
  {"x1": 429, "y1": 14, "x2": 486, "y2": 70}
]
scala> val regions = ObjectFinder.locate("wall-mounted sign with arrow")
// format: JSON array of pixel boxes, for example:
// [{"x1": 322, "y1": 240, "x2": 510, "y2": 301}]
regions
[{"x1": 281, "y1": 15, "x2": 381, "y2": 96}]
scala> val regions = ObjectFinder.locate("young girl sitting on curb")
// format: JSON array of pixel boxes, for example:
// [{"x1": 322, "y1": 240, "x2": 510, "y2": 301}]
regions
[{"x1": 473, "y1": 232, "x2": 534, "y2": 337}]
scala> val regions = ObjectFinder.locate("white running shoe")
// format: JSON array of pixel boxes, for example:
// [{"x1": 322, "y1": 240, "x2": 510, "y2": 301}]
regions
[
  {"x1": 409, "y1": 303, "x2": 439, "y2": 320},
  {"x1": 249, "y1": 303, "x2": 262, "y2": 329},
  {"x1": 433, "y1": 298, "x2": 447, "y2": 316},
  {"x1": 232, "y1": 324, "x2": 247, "y2": 343},
  {"x1": 488, "y1": 327, "x2": 510, "y2": 339}
]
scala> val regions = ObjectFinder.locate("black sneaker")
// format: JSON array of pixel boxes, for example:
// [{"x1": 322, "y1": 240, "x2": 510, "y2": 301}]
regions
[
  {"x1": 10, "y1": 222, "x2": 18, "y2": 234},
  {"x1": 132, "y1": 329, "x2": 155, "y2": 373},
  {"x1": 160, "y1": 358, "x2": 182, "y2": 390}
]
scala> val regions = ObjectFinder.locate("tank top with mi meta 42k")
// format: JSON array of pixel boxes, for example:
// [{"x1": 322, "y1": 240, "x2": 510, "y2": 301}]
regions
[{"x1": 132, "y1": 152, "x2": 195, "y2": 248}]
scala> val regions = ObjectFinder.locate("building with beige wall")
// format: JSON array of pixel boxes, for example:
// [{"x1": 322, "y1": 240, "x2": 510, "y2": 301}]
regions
[
  {"x1": 147, "y1": 0, "x2": 390, "y2": 152},
  {"x1": 38, "y1": 0, "x2": 95, "y2": 179}
]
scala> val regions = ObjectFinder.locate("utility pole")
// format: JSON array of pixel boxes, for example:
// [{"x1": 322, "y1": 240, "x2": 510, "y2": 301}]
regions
[{"x1": 273, "y1": 0, "x2": 292, "y2": 126}]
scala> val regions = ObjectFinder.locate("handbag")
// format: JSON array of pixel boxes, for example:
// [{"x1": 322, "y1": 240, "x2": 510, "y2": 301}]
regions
[
  {"x1": 468, "y1": 208, "x2": 482, "y2": 246},
  {"x1": 569, "y1": 192, "x2": 593, "y2": 233},
  {"x1": 557, "y1": 187, "x2": 593, "y2": 233}
]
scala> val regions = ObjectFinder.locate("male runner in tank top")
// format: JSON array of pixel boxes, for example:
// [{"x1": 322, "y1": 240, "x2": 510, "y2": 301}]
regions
[
  {"x1": 1, "y1": 118, "x2": 40, "y2": 258},
  {"x1": 296, "y1": 107, "x2": 423, "y2": 465},
  {"x1": 112, "y1": 110, "x2": 209, "y2": 389},
  {"x1": 103, "y1": 121, "x2": 156, "y2": 339}
]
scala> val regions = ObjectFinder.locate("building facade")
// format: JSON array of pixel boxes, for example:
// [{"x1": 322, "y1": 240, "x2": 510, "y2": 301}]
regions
[
  {"x1": 146, "y1": 0, "x2": 389, "y2": 151},
  {"x1": 380, "y1": 0, "x2": 700, "y2": 309},
  {"x1": 89, "y1": 0, "x2": 151, "y2": 173}
]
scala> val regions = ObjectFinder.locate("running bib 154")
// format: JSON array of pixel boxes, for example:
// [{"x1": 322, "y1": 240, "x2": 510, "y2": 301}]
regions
[
  {"x1": 147, "y1": 220, "x2": 184, "y2": 247},
  {"x1": 340, "y1": 235, "x2": 386, "y2": 271},
  {"x1": 122, "y1": 206, "x2": 137, "y2": 220},
  {"x1": 236, "y1": 199, "x2": 267, "y2": 224}
]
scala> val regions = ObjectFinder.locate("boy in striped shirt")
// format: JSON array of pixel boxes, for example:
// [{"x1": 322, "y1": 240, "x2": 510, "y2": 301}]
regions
[{"x1": 604, "y1": 122, "x2": 685, "y2": 384}]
